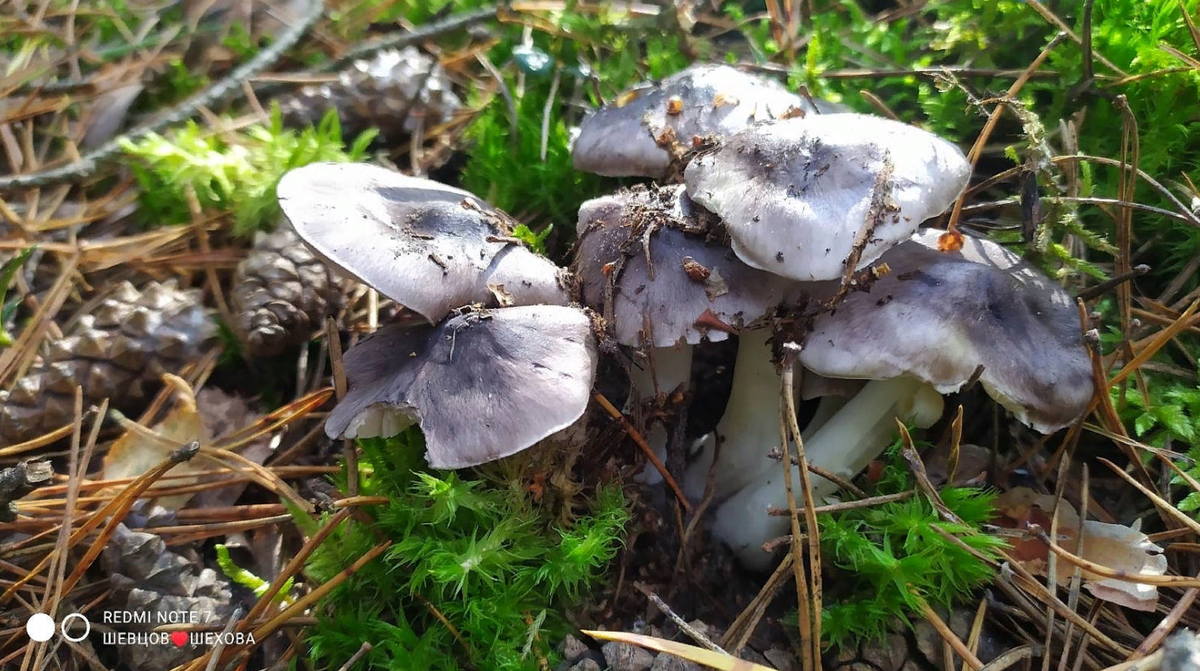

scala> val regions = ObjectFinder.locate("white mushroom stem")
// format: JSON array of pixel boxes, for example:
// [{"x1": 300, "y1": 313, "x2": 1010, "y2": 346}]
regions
[
  {"x1": 684, "y1": 379, "x2": 853, "y2": 499},
  {"x1": 629, "y1": 344, "x2": 694, "y2": 484},
  {"x1": 682, "y1": 329, "x2": 783, "y2": 500},
  {"x1": 711, "y1": 376, "x2": 945, "y2": 571}
]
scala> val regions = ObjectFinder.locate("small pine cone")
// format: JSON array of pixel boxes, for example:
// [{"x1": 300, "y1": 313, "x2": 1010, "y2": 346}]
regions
[
  {"x1": 276, "y1": 46, "x2": 462, "y2": 144},
  {"x1": 0, "y1": 280, "x2": 218, "y2": 445},
  {"x1": 230, "y1": 222, "x2": 343, "y2": 357}
]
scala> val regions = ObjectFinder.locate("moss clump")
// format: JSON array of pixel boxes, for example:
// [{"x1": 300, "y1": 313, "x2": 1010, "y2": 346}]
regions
[
  {"x1": 818, "y1": 440, "x2": 1006, "y2": 649},
  {"x1": 120, "y1": 106, "x2": 375, "y2": 237},
  {"x1": 303, "y1": 428, "x2": 629, "y2": 671}
]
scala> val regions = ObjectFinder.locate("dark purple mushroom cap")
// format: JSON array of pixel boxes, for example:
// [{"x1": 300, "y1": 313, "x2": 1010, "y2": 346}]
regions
[
  {"x1": 799, "y1": 230, "x2": 1094, "y2": 433},
  {"x1": 572, "y1": 184, "x2": 793, "y2": 347},
  {"x1": 277, "y1": 162, "x2": 570, "y2": 324},
  {"x1": 571, "y1": 64, "x2": 839, "y2": 179},
  {"x1": 326, "y1": 305, "x2": 599, "y2": 469},
  {"x1": 684, "y1": 113, "x2": 971, "y2": 282}
]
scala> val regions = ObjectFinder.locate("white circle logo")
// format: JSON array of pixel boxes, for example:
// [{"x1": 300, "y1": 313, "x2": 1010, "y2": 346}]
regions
[
  {"x1": 26, "y1": 613, "x2": 54, "y2": 642},
  {"x1": 60, "y1": 613, "x2": 90, "y2": 642}
]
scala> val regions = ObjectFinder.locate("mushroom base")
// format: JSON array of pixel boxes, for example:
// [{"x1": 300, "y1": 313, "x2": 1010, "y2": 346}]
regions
[{"x1": 711, "y1": 376, "x2": 944, "y2": 571}]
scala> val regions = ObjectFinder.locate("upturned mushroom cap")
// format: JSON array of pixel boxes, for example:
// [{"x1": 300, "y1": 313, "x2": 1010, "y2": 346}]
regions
[
  {"x1": 277, "y1": 162, "x2": 570, "y2": 324},
  {"x1": 684, "y1": 113, "x2": 971, "y2": 282},
  {"x1": 799, "y1": 230, "x2": 1094, "y2": 433},
  {"x1": 573, "y1": 184, "x2": 793, "y2": 347},
  {"x1": 326, "y1": 305, "x2": 599, "y2": 469},
  {"x1": 571, "y1": 64, "x2": 838, "y2": 179}
]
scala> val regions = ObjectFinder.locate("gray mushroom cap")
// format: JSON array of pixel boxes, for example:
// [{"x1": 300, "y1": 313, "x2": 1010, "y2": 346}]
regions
[
  {"x1": 326, "y1": 305, "x2": 599, "y2": 469},
  {"x1": 277, "y1": 162, "x2": 570, "y2": 324},
  {"x1": 684, "y1": 113, "x2": 971, "y2": 282},
  {"x1": 571, "y1": 64, "x2": 839, "y2": 179},
  {"x1": 799, "y1": 230, "x2": 1094, "y2": 433},
  {"x1": 573, "y1": 184, "x2": 794, "y2": 347}
]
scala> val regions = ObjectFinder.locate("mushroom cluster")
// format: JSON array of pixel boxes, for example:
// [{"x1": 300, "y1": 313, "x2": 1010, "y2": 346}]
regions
[
  {"x1": 276, "y1": 162, "x2": 598, "y2": 469},
  {"x1": 569, "y1": 63, "x2": 1096, "y2": 569},
  {"x1": 277, "y1": 61, "x2": 1096, "y2": 572}
]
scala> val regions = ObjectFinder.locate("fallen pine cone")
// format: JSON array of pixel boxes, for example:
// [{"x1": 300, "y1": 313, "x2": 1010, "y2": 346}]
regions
[
  {"x1": 230, "y1": 221, "x2": 344, "y2": 357},
  {"x1": 0, "y1": 280, "x2": 219, "y2": 444},
  {"x1": 276, "y1": 46, "x2": 462, "y2": 145},
  {"x1": 101, "y1": 523, "x2": 234, "y2": 671}
]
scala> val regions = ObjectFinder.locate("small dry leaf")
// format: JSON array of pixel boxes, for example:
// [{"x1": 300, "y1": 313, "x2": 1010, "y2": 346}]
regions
[
  {"x1": 994, "y1": 487, "x2": 1168, "y2": 611},
  {"x1": 101, "y1": 376, "x2": 267, "y2": 510},
  {"x1": 583, "y1": 630, "x2": 776, "y2": 671},
  {"x1": 102, "y1": 375, "x2": 206, "y2": 510}
]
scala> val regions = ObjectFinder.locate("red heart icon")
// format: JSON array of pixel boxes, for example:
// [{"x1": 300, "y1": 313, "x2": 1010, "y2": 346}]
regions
[{"x1": 170, "y1": 631, "x2": 188, "y2": 647}]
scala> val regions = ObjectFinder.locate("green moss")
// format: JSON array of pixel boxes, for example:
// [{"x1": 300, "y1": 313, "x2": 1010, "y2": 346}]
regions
[
  {"x1": 818, "y1": 439, "x2": 1006, "y2": 649},
  {"x1": 120, "y1": 106, "x2": 375, "y2": 236},
  {"x1": 302, "y1": 429, "x2": 629, "y2": 671}
]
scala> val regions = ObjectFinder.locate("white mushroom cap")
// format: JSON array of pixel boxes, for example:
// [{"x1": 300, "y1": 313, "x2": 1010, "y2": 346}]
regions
[
  {"x1": 799, "y1": 230, "x2": 1095, "y2": 433},
  {"x1": 277, "y1": 162, "x2": 570, "y2": 324},
  {"x1": 326, "y1": 305, "x2": 599, "y2": 469},
  {"x1": 571, "y1": 64, "x2": 840, "y2": 179},
  {"x1": 684, "y1": 113, "x2": 971, "y2": 282},
  {"x1": 572, "y1": 184, "x2": 793, "y2": 347}
]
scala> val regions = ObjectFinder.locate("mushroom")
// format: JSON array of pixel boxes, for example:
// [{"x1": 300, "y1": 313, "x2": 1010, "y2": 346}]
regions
[
  {"x1": 683, "y1": 113, "x2": 972, "y2": 282},
  {"x1": 572, "y1": 184, "x2": 793, "y2": 480},
  {"x1": 710, "y1": 229, "x2": 1096, "y2": 569},
  {"x1": 327, "y1": 305, "x2": 599, "y2": 469},
  {"x1": 277, "y1": 162, "x2": 599, "y2": 469},
  {"x1": 277, "y1": 161, "x2": 571, "y2": 323},
  {"x1": 571, "y1": 64, "x2": 841, "y2": 179},
  {"x1": 677, "y1": 112, "x2": 970, "y2": 500}
]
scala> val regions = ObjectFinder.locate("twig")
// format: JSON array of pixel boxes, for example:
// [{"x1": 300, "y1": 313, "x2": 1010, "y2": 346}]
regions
[
  {"x1": 635, "y1": 583, "x2": 725, "y2": 653},
  {"x1": 1096, "y1": 458, "x2": 1200, "y2": 537},
  {"x1": 1020, "y1": 0, "x2": 1125, "y2": 75},
  {"x1": 766, "y1": 447, "x2": 868, "y2": 499},
  {"x1": 318, "y1": 6, "x2": 496, "y2": 73},
  {"x1": 1077, "y1": 264, "x2": 1150, "y2": 301},
  {"x1": 780, "y1": 349, "x2": 822, "y2": 671},
  {"x1": 830, "y1": 156, "x2": 894, "y2": 306},
  {"x1": 335, "y1": 643, "x2": 373, "y2": 671},
  {"x1": 1058, "y1": 464, "x2": 1088, "y2": 671},
  {"x1": 0, "y1": 0, "x2": 326, "y2": 190},
  {"x1": 768, "y1": 490, "x2": 915, "y2": 516},
  {"x1": 916, "y1": 596, "x2": 984, "y2": 671},
  {"x1": 979, "y1": 645, "x2": 1041, "y2": 671},
  {"x1": 325, "y1": 316, "x2": 356, "y2": 496},
  {"x1": 721, "y1": 553, "x2": 794, "y2": 653},
  {"x1": 593, "y1": 392, "x2": 691, "y2": 514},
  {"x1": 204, "y1": 607, "x2": 245, "y2": 671},
  {"x1": 942, "y1": 32, "x2": 1068, "y2": 245},
  {"x1": 1076, "y1": 0, "x2": 1096, "y2": 90}
]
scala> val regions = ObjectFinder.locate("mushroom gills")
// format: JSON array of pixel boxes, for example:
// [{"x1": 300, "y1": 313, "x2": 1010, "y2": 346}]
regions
[{"x1": 326, "y1": 305, "x2": 599, "y2": 469}]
